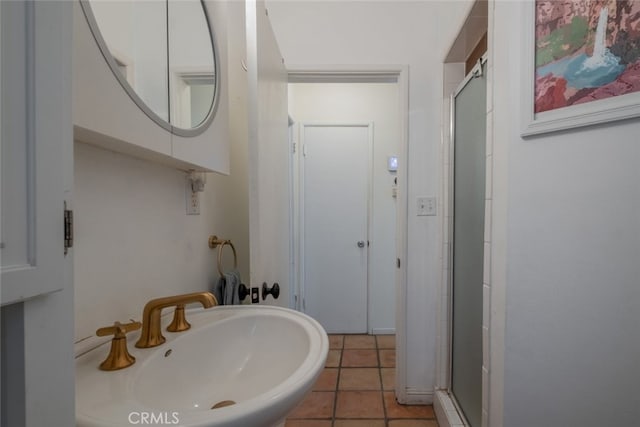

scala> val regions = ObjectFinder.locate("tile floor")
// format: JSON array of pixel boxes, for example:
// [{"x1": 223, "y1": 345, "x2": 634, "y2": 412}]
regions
[{"x1": 285, "y1": 334, "x2": 439, "y2": 427}]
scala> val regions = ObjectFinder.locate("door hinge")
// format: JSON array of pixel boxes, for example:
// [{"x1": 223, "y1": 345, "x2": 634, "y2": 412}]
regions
[{"x1": 64, "y1": 201, "x2": 73, "y2": 255}]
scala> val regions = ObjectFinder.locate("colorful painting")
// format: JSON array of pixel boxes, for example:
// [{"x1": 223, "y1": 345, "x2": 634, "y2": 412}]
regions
[{"x1": 535, "y1": 0, "x2": 640, "y2": 114}]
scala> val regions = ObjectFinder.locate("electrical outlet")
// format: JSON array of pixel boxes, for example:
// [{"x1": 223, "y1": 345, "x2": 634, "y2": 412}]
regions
[
  {"x1": 251, "y1": 287, "x2": 259, "y2": 304},
  {"x1": 417, "y1": 196, "x2": 437, "y2": 216},
  {"x1": 186, "y1": 181, "x2": 200, "y2": 215}
]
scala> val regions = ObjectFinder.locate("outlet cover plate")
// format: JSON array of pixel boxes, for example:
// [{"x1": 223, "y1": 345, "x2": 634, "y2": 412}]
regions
[{"x1": 186, "y1": 181, "x2": 200, "y2": 215}]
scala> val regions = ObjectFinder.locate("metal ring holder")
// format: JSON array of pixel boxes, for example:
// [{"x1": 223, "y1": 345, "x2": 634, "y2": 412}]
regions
[{"x1": 208, "y1": 235, "x2": 237, "y2": 276}]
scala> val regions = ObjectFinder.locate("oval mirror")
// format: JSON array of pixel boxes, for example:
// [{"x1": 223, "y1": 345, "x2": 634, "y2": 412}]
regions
[{"x1": 79, "y1": 0, "x2": 219, "y2": 136}]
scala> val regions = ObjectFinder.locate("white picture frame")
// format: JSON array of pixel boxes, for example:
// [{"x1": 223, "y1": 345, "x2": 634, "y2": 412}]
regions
[{"x1": 521, "y1": 0, "x2": 640, "y2": 138}]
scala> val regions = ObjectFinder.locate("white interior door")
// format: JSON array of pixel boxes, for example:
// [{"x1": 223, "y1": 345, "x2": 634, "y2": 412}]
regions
[
  {"x1": 302, "y1": 124, "x2": 370, "y2": 333},
  {"x1": 247, "y1": 0, "x2": 290, "y2": 305},
  {"x1": 1, "y1": 0, "x2": 71, "y2": 304},
  {"x1": 1, "y1": 1, "x2": 75, "y2": 425}
]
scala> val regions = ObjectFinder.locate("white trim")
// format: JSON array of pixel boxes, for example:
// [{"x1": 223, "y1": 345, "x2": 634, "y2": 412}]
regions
[
  {"x1": 403, "y1": 389, "x2": 434, "y2": 405},
  {"x1": 107, "y1": 46, "x2": 135, "y2": 87},
  {"x1": 371, "y1": 327, "x2": 395, "y2": 335},
  {"x1": 521, "y1": 0, "x2": 640, "y2": 137},
  {"x1": 446, "y1": 90, "x2": 456, "y2": 390},
  {"x1": 170, "y1": 67, "x2": 216, "y2": 130},
  {"x1": 394, "y1": 65, "x2": 410, "y2": 404},
  {"x1": 287, "y1": 120, "x2": 297, "y2": 310},
  {"x1": 288, "y1": 63, "x2": 405, "y2": 83},
  {"x1": 366, "y1": 123, "x2": 374, "y2": 334},
  {"x1": 434, "y1": 390, "x2": 467, "y2": 427}
]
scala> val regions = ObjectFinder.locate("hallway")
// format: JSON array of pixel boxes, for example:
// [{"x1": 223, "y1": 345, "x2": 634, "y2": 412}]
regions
[{"x1": 286, "y1": 335, "x2": 438, "y2": 427}]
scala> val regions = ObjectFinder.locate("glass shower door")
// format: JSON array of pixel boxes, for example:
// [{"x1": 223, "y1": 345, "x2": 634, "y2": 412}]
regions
[{"x1": 450, "y1": 59, "x2": 486, "y2": 427}]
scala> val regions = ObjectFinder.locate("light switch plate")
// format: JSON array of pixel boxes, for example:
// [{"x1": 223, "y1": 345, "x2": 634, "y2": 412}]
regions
[{"x1": 417, "y1": 196, "x2": 437, "y2": 216}]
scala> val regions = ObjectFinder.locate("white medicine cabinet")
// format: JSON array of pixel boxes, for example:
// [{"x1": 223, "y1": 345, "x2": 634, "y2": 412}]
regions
[{"x1": 73, "y1": 0, "x2": 230, "y2": 173}]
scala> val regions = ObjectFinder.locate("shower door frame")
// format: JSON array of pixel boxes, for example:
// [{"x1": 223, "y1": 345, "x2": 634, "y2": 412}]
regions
[{"x1": 446, "y1": 54, "x2": 488, "y2": 427}]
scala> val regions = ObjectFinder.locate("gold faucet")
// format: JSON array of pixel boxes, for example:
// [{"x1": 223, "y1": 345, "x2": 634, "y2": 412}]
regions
[
  {"x1": 96, "y1": 320, "x2": 142, "y2": 371},
  {"x1": 135, "y1": 292, "x2": 217, "y2": 348}
]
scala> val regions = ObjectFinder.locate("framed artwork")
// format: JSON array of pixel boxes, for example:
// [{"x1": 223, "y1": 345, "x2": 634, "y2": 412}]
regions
[{"x1": 522, "y1": 0, "x2": 640, "y2": 137}]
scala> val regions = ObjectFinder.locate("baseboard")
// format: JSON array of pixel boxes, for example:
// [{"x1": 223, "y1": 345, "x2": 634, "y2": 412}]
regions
[
  {"x1": 397, "y1": 388, "x2": 433, "y2": 405},
  {"x1": 371, "y1": 327, "x2": 395, "y2": 335},
  {"x1": 434, "y1": 390, "x2": 465, "y2": 427}
]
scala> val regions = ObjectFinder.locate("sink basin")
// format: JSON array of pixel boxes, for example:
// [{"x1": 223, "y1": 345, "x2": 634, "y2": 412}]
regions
[{"x1": 76, "y1": 305, "x2": 328, "y2": 427}]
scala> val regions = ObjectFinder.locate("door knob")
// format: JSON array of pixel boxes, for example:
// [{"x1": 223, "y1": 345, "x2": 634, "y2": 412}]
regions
[{"x1": 357, "y1": 241, "x2": 365, "y2": 248}]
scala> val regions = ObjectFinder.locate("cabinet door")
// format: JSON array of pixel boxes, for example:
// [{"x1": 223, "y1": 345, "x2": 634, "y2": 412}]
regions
[{"x1": 1, "y1": 0, "x2": 73, "y2": 305}]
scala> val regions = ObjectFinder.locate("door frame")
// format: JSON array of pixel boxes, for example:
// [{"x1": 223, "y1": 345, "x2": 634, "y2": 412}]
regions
[
  {"x1": 446, "y1": 54, "x2": 488, "y2": 426},
  {"x1": 286, "y1": 65, "x2": 409, "y2": 400},
  {"x1": 297, "y1": 122, "x2": 374, "y2": 332}
]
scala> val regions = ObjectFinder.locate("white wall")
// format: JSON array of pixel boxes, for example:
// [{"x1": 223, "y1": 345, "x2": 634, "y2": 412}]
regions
[
  {"x1": 267, "y1": 0, "x2": 473, "y2": 399},
  {"x1": 205, "y1": 0, "x2": 250, "y2": 286},
  {"x1": 288, "y1": 82, "x2": 399, "y2": 333},
  {"x1": 73, "y1": 143, "x2": 219, "y2": 341},
  {"x1": 490, "y1": 1, "x2": 640, "y2": 426}
]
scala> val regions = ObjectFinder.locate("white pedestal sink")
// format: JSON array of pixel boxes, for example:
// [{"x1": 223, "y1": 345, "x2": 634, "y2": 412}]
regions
[{"x1": 76, "y1": 305, "x2": 328, "y2": 427}]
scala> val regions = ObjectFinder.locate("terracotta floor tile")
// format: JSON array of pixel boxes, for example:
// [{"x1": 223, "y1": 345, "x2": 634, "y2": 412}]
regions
[
  {"x1": 314, "y1": 368, "x2": 339, "y2": 391},
  {"x1": 344, "y1": 334, "x2": 376, "y2": 349},
  {"x1": 329, "y1": 335, "x2": 344, "y2": 349},
  {"x1": 341, "y1": 349, "x2": 378, "y2": 367},
  {"x1": 376, "y1": 334, "x2": 396, "y2": 349},
  {"x1": 335, "y1": 391, "x2": 384, "y2": 418},
  {"x1": 388, "y1": 420, "x2": 439, "y2": 427},
  {"x1": 381, "y1": 367, "x2": 395, "y2": 390},
  {"x1": 379, "y1": 349, "x2": 396, "y2": 367},
  {"x1": 325, "y1": 349, "x2": 342, "y2": 368},
  {"x1": 285, "y1": 421, "x2": 333, "y2": 427},
  {"x1": 338, "y1": 368, "x2": 381, "y2": 390},
  {"x1": 334, "y1": 420, "x2": 386, "y2": 427},
  {"x1": 383, "y1": 392, "x2": 435, "y2": 419},
  {"x1": 288, "y1": 391, "x2": 335, "y2": 419},
  {"x1": 287, "y1": 336, "x2": 436, "y2": 426}
]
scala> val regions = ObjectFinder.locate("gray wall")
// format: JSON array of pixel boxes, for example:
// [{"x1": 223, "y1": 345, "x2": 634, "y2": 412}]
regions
[
  {"x1": 504, "y1": 122, "x2": 640, "y2": 426},
  {"x1": 493, "y1": 2, "x2": 640, "y2": 425}
]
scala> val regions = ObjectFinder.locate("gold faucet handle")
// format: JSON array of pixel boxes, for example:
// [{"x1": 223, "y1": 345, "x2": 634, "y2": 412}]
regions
[
  {"x1": 96, "y1": 320, "x2": 142, "y2": 339},
  {"x1": 167, "y1": 304, "x2": 191, "y2": 333},
  {"x1": 95, "y1": 321, "x2": 141, "y2": 371}
]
